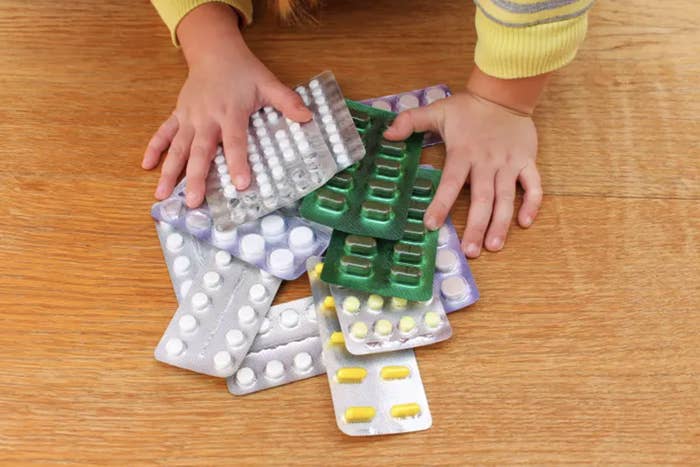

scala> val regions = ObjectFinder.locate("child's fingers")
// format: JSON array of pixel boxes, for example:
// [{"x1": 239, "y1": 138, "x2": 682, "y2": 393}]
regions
[
  {"x1": 143, "y1": 114, "x2": 179, "y2": 170},
  {"x1": 184, "y1": 124, "x2": 219, "y2": 208},
  {"x1": 461, "y1": 164, "x2": 496, "y2": 258},
  {"x1": 156, "y1": 124, "x2": 194, "y2": 200},
  {"x1": 517, "y1": 163, "x2": 543, "y2": 228},
  {"x1": 222, "y1": 112, "x2": 251, "y2": 190},
  {"x1": 383, "y1": 105, "x2": 439, "y2": 141},
  {"x1": 265, "y1": 82, "x2": 312, "y2": 122},
  {"x1": 424, "y1": 147, "x2": 471, "y2": 230},
  {"x1": 484, "y1": 168, "x2": 517, "y2": 252}
]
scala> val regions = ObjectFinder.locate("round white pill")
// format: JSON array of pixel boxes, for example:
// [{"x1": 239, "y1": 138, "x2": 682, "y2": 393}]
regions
[
  {"x1": 332, "y1": 143, "x2": 345, "y2": 155},
  {"x1": 255, "y1": 126, "x2": 268, "y2": 138},
  {"x1": 179, "y1": 280, "x2": 193, "y2": 298},
  {"x1": 318, "y1": 104, "x2": 330, "y2": 115},
  {"x1": 261, "y1": 215, "x2": 286, "y2": 238},
  {"x1": 325, "y1": 123, "x2": 338, "y2": 134},
  {"x1": 252, "y1": 162, "x2": 265, "y2": 173},
  {"x1": 280, "y1": 308, "x2": 299, "y2": 328},
  {"x1": 425, "y1": 87, "x2": 447, "y2": 104},
  {"x1": 213, "y1": 226, "x2": 237, "y2": 245},
  {"x1": 267, "y1": 112, "x2": 279, "y2": 123},
  {"x1": 238, "y1": 305, "x2": 257, "y2": 325},
  {"x1": 214, "y1": 155, "x2": 225, "y2": 165},
  {"x1": 260, "y1": 182, "x2": 274, "y2": 198},
  {"x1": 282, "y1": 148, "x2": 296, "y2": 161},
  {"x1": 278, "y1": 138, "x2": 291, "y2": 150},
  {"x1": 260, "y1": 270, "x2": 276, "y2": 282},
  {"x1": 249, "y1": 283, "x2": 268, "y2": 303},
  {"x1": 191, "y1": 292, "x2": 209, "y2": 311},
  {"x1": 274, "y1": 129, "x2": 286, "y2": 140},
  {"x1": 165, "y1": 338, "x2": 185, "y2": 357},
  {"x1": 240, "y1": 234, "x2": 266, "y2": 262},
  {"x1": 269, "y1": 249, "x2": 294, "y2": 275},
  {"x1": 259, "y1": 317, "x2": 271, "y2": 334},
  {"x1": 398, "y1": 93, "x2": 420, "y2": 111},
  {"x1": 247, "y1": 143, "x2": 258, "y2": 154},
  {"x1": 235, "y1": 367, "x2": 256, "y2": 387},
  {"x1": 297, "y1": 140, "x2": 311, "y2": 154},
  {"x1": 309, "y1": 79, "x2": 320, "y2": 89},
  {"x1": 226, "y1": 329, "x2": 246, "y2": 348},
  {"x1": 178, "y1": 314, "x2": 198, "y2": 333},
  {"x1": 166, "y1": 232, "x2": 184, "y2": 252},
  {"x1": 329, "y1": 133, "x2": 341, "y2": 144},
  {"x1": 436, "y1": 249, "x2": 458, "y2": 273},
  {"x1": 213, "y1": 351, "x2": 234, "y2": 372},
  {"x1": 440, "y1": 276, "x2": 469, "y2": 301},
  {"x1": 293, "y1": 352, "x2": 313, "y2": 372},
  {"x1": 321, "y1": 114, "x2": 333, "y2": 125},
  {"x1": 295, "y1": 85, "x2": 307, "y2": 94},
  {"x1": 267, "y1": 156, "x2": 281, "y2": 167},
  {"x1": 438, "y1": 226, "x2": 450, "y2": 246},
  {"x1": 220, "y1": 173, "x2": 232, "y2": 185},
  {"x1": 260, "y1": 136, "x2": 272, "y2": 148},
  {"x1": 203, "y1": 271, "x2": 222, "y2": 289},
  {"x1": 271, "y1": 165, "x2": 285, "y2": 181},
  {"x1": 172, "y1": 255, "x2": 191, "y2": 276},
  {"x1": 223, "y1": 185, "x2": 238, "y2": 199},
  {"x1": 289, "y1": 122, "x2": 301, "y2": 134},
  {"x1": 372, "y1": 100, "x2": 392, "y2": 111},
  {"x1": 252, "y1": 116, "x2": 264, "y2": 127},
  {"x1": 217, "y1": 164, "x2": 228, "y2": 175},
  {"x1": 289, "y1": 226, "x2": 315, "y2": 255},
  {"x1": 263, "y1": 106, "x2": 274, "y2": 114},
  {"x1": 263, "y1": 146, "x2": 276, "y2": 158},
  {"x1": 215, "y1": 250, "x2": 232, "y2": 267},
  {"x1": 265, "y1": 360, "x2": 285, "y2": 379}
]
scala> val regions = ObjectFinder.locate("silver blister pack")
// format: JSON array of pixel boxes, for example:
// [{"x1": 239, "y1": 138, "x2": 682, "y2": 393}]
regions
[
  {"x1": 151, "y1": 186, "x2": 331, "y2": 280},
  {"x1": 307, "y1": 257, "x2": 432, "y2": 436},
  {"x1": 205, "y1": 104, "x2": 338, "y2": 231},
  {"x1": 329, "y1": 283, "x2": 452, "y2": 355},
  {"x1": 248, "y1": 296, "x2": 319, "y2": 352},
  {"x1": 436, "y1": 218, "x2": 480, "y2": 313},
  {"x1": 154, "y1": 251, "x2": 282, "y2": 378},
  {"x1": 295, "y1": 71, "x2": 365, "y2": 171},
  {"x1": 155, "y1": 220, "x2": 214, "y2": 302}
]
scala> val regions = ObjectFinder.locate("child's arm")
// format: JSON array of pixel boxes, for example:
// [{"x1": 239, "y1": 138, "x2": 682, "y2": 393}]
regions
[
  {"x1": 386, "y1": 1, "x2": 593, "y2": 258},
  {"x1": 143, "y1": 2, "x2": 311, "y2": 207}
]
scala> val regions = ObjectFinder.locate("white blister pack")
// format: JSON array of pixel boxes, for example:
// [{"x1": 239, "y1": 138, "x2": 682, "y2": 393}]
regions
[
  {"x1": 206, "y1": 110, "x2": 336, "y2": 230},
  {"x1": 295, "y1": 71, "x2": 365, "y2": 171},
  {"x1": 154, "y1": 250, "x2": 282, "y2": 378},
  {"x1": 151, "y1": 184, "x2": 331, "y2": 280},
  {"x1": 436, "y1": 218, "x2": 480, "y2": 313},
  {"x1": 155, "y1": 221, "x2": 214, "y2": 302},
  {"x1": 307, "y1": 257, "x2": 432, "y2": 436},
  {"x1": 329, "y1": 284, "x2": 452, "y2": 355}
]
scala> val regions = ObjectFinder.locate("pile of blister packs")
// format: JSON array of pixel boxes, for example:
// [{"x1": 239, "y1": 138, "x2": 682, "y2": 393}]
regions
[{"x1": 150, "y1": 71, "x2": 479, "y2": 436}]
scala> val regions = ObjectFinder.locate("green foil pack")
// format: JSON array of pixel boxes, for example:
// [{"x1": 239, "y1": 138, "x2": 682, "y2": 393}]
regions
[
  {"x1": 320, "y1": 167, "x2": 442, "y2": 301},
  {"x1": 300, "y1": 100, "x2": 424, "y2": 241}
]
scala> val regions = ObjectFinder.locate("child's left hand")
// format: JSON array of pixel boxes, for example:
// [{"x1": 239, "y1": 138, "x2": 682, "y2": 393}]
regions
[{"x1": 384, "y1": 73, "x2": 544, "y2": 258}]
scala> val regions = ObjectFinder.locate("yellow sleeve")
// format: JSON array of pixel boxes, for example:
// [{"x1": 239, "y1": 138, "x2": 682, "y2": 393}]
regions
[
  {"x1": 473, "y1": 0, "x2": 594, "y2": 79},
  {"x1": 151, "y1": 0, "x2": 253, "y2": 46}
]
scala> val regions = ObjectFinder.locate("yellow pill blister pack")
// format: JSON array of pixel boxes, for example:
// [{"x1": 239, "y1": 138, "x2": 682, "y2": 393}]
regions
[
  {"x1": 307, "y1": 257, "x2": 432, "y2": 436},
  {"x1": 328, "y1": 283, "x2": 452, "y2": 355}
]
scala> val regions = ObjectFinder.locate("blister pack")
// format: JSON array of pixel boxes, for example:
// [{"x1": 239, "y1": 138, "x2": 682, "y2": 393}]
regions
[
  {"x1": 307, "y1": 257, "x2": 432, "y2": 436},
  {"x1": 329, "y1": 284, "x2": 451, "y2": 355},
  {"x1": 205, "y1": 103, "x2": 337, "y2": 231},
  {"x1": 360, "y1": 84, "x2": 451, "y2": 147},
  {"x1": 154, "y1": 251, "x2": 282, "y2": 378},
  {"x1": 155, "y1": 220, "x2": 214, "y2": 302},
  {"x1": 300, "y1": 100, "x2": 424, "y2": 240},
  {"x1": 436, "y1": 218, "x2": 480, "y2": 312},
  {"x1": 320, "y1": 167, "x2": 442, "y2": 301},
  {"x1": 151, "y1": 187, "x2": 331, "y2": 280}
]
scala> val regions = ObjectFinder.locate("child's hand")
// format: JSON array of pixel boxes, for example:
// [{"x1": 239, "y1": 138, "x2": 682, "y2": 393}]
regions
[
  {"x1": 142, "y1": 3, "x2": 311, "y2": 207},
  {"x1": 384, "y1": 70, "x2": 545, "y2": 258}
]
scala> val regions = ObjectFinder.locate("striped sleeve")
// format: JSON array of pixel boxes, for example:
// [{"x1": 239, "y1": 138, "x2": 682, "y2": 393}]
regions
[
  {"x1": 473, "y1": 0, "x2": 594, "y2": 78},
  {"x1": 151, "y1": 0, "x2": 254, "y2": 46}
]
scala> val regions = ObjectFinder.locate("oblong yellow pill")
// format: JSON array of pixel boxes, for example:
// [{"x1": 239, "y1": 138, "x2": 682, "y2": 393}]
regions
[
  {"x1": 344, "y1": 406, "x2": 376, "y2": 423},
  {"x1": 380, "y1": 365, "x2": 411, "y2": 380},
  {"x1": 390, "y1": 403, "x2": 421, "y2": 418},
  {"x1": 323, "y1": 296, "x2": 335, "y2": 311},
  {"x1": 336, "y1": 367, "x2": 367, "y2": 383},
  {"x1": 329, "y1": 331, "x2": 345, "y2": 345}
]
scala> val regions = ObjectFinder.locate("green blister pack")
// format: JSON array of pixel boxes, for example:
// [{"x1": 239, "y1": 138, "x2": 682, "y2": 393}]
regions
[
  {"x1": 299, "y1": 99, "x2": 424, "y2": 240},
  {"x1": 320, "y1": 167, "x2": 442, "y2": 301}
]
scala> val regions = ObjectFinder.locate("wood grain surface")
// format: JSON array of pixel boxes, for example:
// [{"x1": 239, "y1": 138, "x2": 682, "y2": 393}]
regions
[{"x1": 0, "y1": 0, "x2": 698, "y2": 464}]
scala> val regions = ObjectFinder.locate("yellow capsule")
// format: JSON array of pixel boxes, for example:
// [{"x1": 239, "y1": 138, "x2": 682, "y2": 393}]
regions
[
  {"x1": 380, "y1": 365, "x2": 411, "y2": 380},
  {"x1": 390, "y1": 403, "x2": 421, "y2": 418},
  {"x1": 314, "y1": 262, "x2": 324, "y2": 275},
  {"x1": 329, "y1": 331, "x2": 345, "y2": 345},
  {"x1": 344, "y1": 406, "x2": 376, "y2": 423},
  {"x1": 335, "y1": 367, "x2": 367, "y2": 383},
  {"x1": 322, "y1": 295, "x2": 335, "y2": 311}
]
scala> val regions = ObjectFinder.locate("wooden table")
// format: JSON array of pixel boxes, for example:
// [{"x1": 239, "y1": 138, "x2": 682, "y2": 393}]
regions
[{"x1": 1, "y1": 0, "x2": 698, "y2": 464}]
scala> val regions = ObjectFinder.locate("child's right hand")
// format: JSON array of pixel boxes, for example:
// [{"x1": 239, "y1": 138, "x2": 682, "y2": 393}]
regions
[{"x1": 142, "y1": 3, "x2": 312, "y2": 208}]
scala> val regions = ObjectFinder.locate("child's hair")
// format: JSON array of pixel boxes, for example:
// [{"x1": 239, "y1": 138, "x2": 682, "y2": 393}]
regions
[{"x1": 270, "y1": 0, "x2": 320, "y2": 23}]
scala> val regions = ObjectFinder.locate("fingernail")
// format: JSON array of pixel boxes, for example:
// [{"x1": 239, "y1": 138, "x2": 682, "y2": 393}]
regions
[
  {"x1": 465, "y1": 243, "x2": 480, "y2": 258},
  {"x1": 522, "y1": 216, "x2": 533, "y2": 227},
  {"x1": 186, "y1": 191, "x2": 200, "y2": 206},
  {"x1": 234, "y1": 175, "x2": 248, "y2": 190},
  {"x1": 155, "y1": 184, "x2": 167, "y2": 199},
  {"x1": 424, "y1": 215, "x2": 438, "y2": 231},
  {"x1": 489, "y1": 236, "x2": 503, "y2": 251}
]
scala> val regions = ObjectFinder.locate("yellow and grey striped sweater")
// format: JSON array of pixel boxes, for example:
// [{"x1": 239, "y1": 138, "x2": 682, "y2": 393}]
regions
[{"x1": 152, "y1": 0, "x2": 593, "y2": 79}]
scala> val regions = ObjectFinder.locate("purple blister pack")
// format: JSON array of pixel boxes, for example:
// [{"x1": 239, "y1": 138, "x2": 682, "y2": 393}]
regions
[
  {"x1": 360, "y1": 84, "x2": 451, "y2": 147},
  {"x1": 435, "y1": 217, "x2": 480, "y2": 313},
  {"x1": 151, "y1": 180, "x2": 332, "y2": 280}
]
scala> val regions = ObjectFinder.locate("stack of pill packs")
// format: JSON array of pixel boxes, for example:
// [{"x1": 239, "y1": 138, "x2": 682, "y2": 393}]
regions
[{"x1": 150, "y1": 71, "x2": 479, "y2": 436}]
